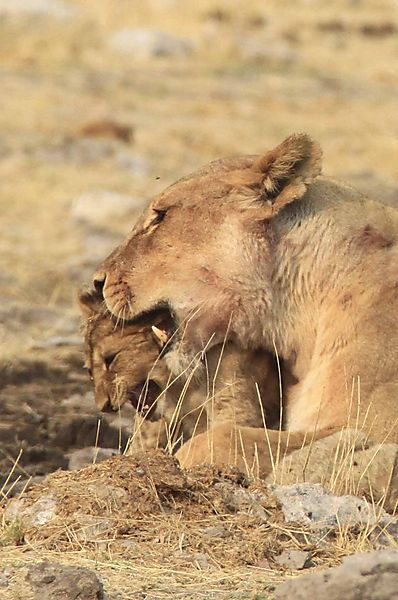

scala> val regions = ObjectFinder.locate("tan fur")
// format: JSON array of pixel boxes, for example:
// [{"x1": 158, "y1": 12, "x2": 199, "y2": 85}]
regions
[
  {"x1": 92, "y1": 133, "x2": 398, "y2": 479},
  {"x1": 79, "y1": 290, "x2": 282, "y2": 450}
]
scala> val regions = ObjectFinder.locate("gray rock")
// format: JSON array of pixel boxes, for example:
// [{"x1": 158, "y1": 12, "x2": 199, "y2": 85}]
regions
[
  {"x1": 27, "y1": 561, "x2": 108, "y2": 600},
  {"x1": 202, "y1": 525, "x2": 231, "y2": 539},
  {"x1": 274, "y1": 549, "x2": 398, "y2": 599},
  {"x1": 109, "y1": 28, "x2": 194, "y2": 59},
  {"x1": 0, "y1": 0, "x2": 78, "y2": 19},
  {"x1": 68, "y1": 447, "x2": 120, "y2": 471},
  {"x1": 0, "y1": 568, "x2": 12, "y2": 588},
  {"x1": 71, "y1": 190, "x2": 146, "y2": 228},
  {"x1": 265, "y1": 430, "x2": 398, "y2": 511},
  {"x1": 73, "y1": 514, "x2": 116, "y2": 543},
  {"x1": 275, "y1": 549, "x2": 313, "y2": 570},
  {"x1": 5, "y1": 494, "x2": 57, "y2": 527},
  {"x1": 214, "y1": 482, "x2": 269, "y2": 521},
  {"x1": 271, "y1": 482, "x2": 387, "y2": 527},
  {"x1": 370, "y1": 516, "x2": 398, "y2": 548},
  {"x1": 5, "y1": 476, "x2": 45, "y2": 498}
]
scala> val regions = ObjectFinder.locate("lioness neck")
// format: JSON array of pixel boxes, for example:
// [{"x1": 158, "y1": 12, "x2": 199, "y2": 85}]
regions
[{"x1": 244, "y1": 178, "x2": 397, "y2": 379}]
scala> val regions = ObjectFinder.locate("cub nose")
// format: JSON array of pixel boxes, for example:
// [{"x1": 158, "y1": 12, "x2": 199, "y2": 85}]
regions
[{"x1": 93, "y1": 271, "x2": 106, "y2": 294}]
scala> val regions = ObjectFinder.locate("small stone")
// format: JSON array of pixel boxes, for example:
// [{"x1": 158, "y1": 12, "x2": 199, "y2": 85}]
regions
[
  {"x1": 274, "y1": 549, "x2": 398, "y2": 600},
  {"x1": 271, "y1": 482, "x2": 387, "y2": 528},
  {"x1": 370, "y1": 516, "x2": 398, "y2": 548},
  {"x1": 202, "y1": 525, "x2": 231, "y2": 539},
  {"x1": 5, "y1": 494, "x2": 57, "y2": 527},
  {"x1": 275, "y1": 549, "x2": 313, "y2": 570},
  {"x1": 68, "y1": 447, "x2": 119, "y2": 471},
  {"x1": 73, "y1": 514, "x2": 116, "y2": 543},
  {"x1": 27, "y1": 562, "x2": 108, "y2": 600}
]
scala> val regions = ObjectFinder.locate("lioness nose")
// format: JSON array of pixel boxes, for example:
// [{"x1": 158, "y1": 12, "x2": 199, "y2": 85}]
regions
[{"x1": 93, "y1": 271, "x2": 106, "y2": 294}]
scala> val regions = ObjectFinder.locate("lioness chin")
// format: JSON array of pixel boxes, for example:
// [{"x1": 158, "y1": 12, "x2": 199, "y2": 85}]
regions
[
  {"x1": 91, "y1": 132, "x2": 398, "y2": 493},
  {"x1": 79, "y1": 289, "x2": 282, "y2": 450}
]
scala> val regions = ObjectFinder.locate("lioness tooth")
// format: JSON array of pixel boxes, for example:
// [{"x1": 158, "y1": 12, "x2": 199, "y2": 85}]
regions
[{"x1": 151, "y1": 325, "x2": 168, "y2": 347}]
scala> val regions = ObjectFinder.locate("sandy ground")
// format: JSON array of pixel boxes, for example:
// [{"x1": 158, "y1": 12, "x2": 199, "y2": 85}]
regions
[{"x1": 0, "y1": 0, "x2": 398, "y2": 597}]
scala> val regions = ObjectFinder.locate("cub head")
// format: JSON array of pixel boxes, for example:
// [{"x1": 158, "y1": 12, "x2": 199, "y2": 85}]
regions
[
  {"x1": 92, "y1": 133, "x2": 322, "y2": 375},
  {"x1": 78, "y1": 289, "x2": 170, "y2": 418}
]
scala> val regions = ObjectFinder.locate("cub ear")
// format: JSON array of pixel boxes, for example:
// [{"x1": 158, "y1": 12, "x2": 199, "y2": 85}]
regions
[
  {"x1": 253, "y1": 133, "x2": 322, "y2": 212},
  {"x1": 77, "y1": 289, "x2": 102, "y2": 318}
]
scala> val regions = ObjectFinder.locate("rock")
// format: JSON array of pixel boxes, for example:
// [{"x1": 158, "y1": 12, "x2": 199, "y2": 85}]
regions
[
  {"x1": 214, "y1": 482, "x2": 269, "y2": 521},
  {"x1": 0, "y1": 0, "x2": 78, "y2": 19},
  {"x1": 274, "y1": 549, "x2": 398, "y2": 600},
  {"x1": 71, "y1": 190, "x2": 146, "y2": 228},
  {"x1": 109, "y1": 28, "x2": 194, "y2": 59},
  {"x1": 5, "y1": 494, "x2": 57, "y2": 527},
  {"x1": 73, "y1": 514, "x2": 116, "y2": 543},
  {"x1": 68, "y1": 447, "x2": 120, "y2": 471},
  {"x1": 266, "y1": 430, "x2": 398, "y2": 511},
  {"x1": 202, "y1": 525, "x2": 231, "y2": 539},
  {"x1": 275, "y1": 549, "x2": 313, "y2": 570},
  {"x1": 370, "y1": 516, "x2": 398, "y2": 548},
  {"x1": 179, "y1": 552, "x2": 211, "y2": 570},
  {"x1": 27, "y1": 561, "x2": 108, "y2": 600},
  {"x1": 271, "y1": 482, "x2": 387, "y2": 528},
  {"x1": 0, "y1": 568, "x2": 12, "y2": 588},
  {"x1": 5, "y1": 475, "x2": 45, "y2": 498}
]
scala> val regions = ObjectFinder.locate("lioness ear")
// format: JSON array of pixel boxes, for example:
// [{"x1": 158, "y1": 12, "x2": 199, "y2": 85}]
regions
[
  {"x1": 78, "y1": 289, "x2": 102, "y2": 318},
  {"x1": 227, "y1": 134, "x2": 322, "y2": 214},
  {"x1": 253, "y1": 133, "x2": 322, "y2": 212}
]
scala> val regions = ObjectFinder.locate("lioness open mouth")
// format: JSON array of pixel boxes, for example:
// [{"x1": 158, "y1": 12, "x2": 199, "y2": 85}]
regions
[{"x1": 132, "y1": 304, "x2": 179, "y2": 355}]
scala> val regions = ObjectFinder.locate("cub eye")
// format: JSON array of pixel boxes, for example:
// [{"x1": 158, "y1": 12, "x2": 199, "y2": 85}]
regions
[
  {"x1": 152, "y1": 209, "x2": 166, "y2": 225},
  {"x1": 104, "y1": 353, "x2": 117, "y2": 370}
]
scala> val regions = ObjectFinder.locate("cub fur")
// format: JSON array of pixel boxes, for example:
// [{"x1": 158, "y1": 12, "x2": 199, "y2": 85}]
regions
[{"x1": 79, "y1": 290, "x2": 281, "y2": 449}]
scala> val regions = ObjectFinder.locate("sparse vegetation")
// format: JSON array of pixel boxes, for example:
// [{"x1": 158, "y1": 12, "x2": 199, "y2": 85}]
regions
[{"x1": 1, "y1": 0, "x2": 397, "y2": 598}]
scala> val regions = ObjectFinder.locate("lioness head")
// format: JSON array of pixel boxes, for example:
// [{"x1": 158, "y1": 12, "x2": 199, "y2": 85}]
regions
[
  {"x1": 93, "y1": 133, "x2": 322, "y2": 374},
  {"x1": 79, "y1": 289, "x2": 170, "y2": 418}
]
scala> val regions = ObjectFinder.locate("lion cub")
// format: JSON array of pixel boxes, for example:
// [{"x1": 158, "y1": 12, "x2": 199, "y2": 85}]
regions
[{"x1": 79, "y1": 290, "x2": 281, "y2": 450}]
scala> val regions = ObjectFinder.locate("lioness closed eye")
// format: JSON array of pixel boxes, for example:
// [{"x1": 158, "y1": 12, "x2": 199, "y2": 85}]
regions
[{"x1": 91, "y1": 132, "x2": 398, "y2": 484}]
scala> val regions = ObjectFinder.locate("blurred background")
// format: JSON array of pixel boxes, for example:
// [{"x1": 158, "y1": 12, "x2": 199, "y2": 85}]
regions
[{"x1": 0, "y1": 0, "x2": 397, "y2": 485}]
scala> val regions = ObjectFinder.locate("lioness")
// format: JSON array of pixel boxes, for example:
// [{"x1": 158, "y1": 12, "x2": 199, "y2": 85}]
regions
[
  {"x1": 91, "y1": 133, "x2": 398, "y2": 479},
  {"x1": 79, "y1": 289, "x2": 282, "y2": 450}
]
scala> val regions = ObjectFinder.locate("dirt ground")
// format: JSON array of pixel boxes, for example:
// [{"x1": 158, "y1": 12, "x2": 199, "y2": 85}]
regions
[{"x1": 1, "y1": 0, "x2": 398, "y2": 598}]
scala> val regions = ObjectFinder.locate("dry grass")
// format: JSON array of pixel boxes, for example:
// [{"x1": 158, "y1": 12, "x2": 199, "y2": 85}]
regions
[
  {"x1": 1, "y1": 0, "x2": 398, "y2": 597},
  {"x1": 0, "y1": 450, "x2": 387, "y2": 599}
]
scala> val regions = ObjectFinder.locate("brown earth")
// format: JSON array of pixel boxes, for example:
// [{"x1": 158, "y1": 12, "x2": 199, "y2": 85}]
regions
[{"x1": 0, "y1": 0, "x2": 398, "y2": 598}]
